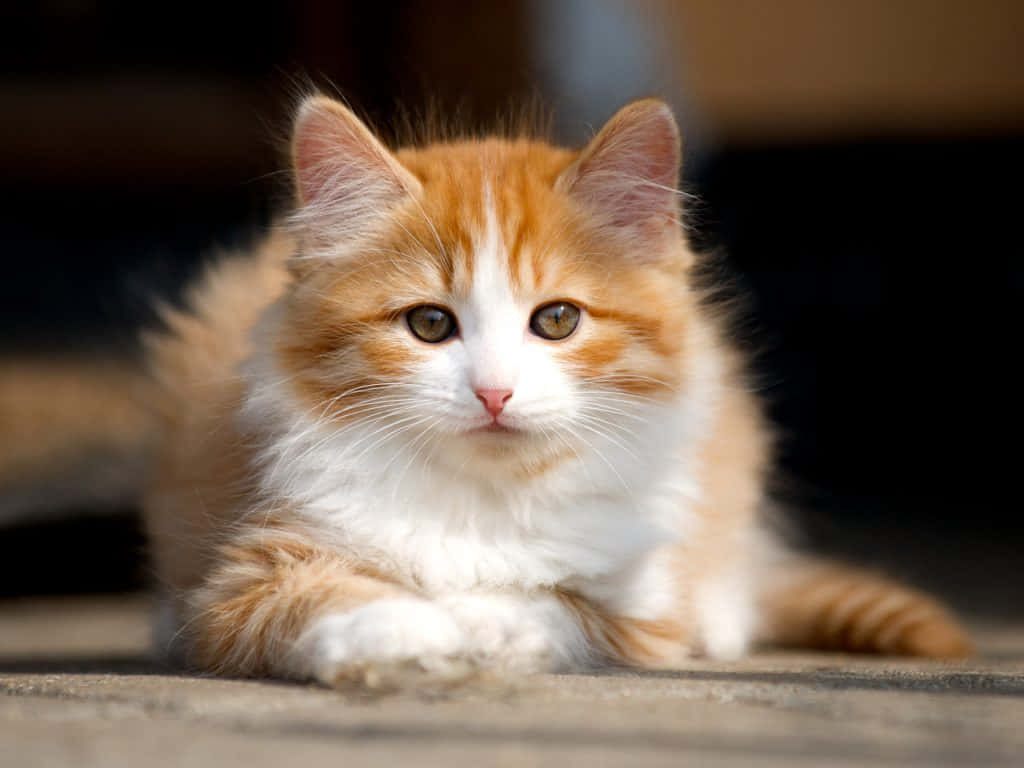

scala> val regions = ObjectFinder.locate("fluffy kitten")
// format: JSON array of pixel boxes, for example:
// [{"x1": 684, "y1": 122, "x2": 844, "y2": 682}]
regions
[{"x1": 143, "y1": 95, "x2": 970, "y2": 686}]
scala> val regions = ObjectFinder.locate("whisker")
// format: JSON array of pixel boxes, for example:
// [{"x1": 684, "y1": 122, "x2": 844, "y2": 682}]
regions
[
  {"x1": 556, "y1": 419, "x2": 631, "y2": 492},
  {"x1": 389, "y1": 415, "x2": 447, "y2": 501},
  {"x1": 572, "y1": 417, "x2": 639, "y2": 461}
]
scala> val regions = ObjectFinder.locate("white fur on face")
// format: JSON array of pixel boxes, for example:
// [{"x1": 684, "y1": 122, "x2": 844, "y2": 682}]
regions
[{"x1": 406, "y1": 188, "x2": 583, "y2": 456}]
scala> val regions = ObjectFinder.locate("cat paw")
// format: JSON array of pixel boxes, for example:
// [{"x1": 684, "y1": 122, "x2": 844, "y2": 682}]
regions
[
  {"x1": 291, "y1": 598, "x2": 472, "y2": 690},
  {"x1": 440, "y1": 594, "x2": 557, "y2": 672}
]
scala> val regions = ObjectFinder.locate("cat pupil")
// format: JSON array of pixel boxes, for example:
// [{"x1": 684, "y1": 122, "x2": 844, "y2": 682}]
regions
[
  {"x1": 407, "y1": 305, "x2": 455, "y2": 343},
  {"x1": 530, "y1": 302, "x2": 580, "y2": 340}
]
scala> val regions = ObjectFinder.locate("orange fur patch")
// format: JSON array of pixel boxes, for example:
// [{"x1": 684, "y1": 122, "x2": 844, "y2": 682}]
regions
[
  {"x1": 190, "y1": 520, "x2": 408, "y2": 677},
  {"x1": 556, "y1": 588, "x2": 689, "y2": 666}
]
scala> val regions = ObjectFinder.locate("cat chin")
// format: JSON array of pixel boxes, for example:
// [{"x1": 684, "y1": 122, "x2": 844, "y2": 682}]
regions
[
  {"x1": 433, "y1": 429, "x2": 571, "y2": 476},
  {"x1": 466, "y1": 423, "x2": 524, "y2": 435},
  {"x1": 462, "y1": 427, "x2": 536, "y2": 452}
]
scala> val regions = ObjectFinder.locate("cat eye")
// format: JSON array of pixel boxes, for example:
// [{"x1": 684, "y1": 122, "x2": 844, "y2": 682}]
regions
[
  {"x1": 406, "y1": 305, "x2": 457, "y2": 343},
  {"x1": 530, "y1": 302, "x2": 581, "y2": 340}
]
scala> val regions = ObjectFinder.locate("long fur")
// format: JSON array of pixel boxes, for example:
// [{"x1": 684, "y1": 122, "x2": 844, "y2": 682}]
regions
[{"x1": 142, "y1": 96, "x2": 970, "y2": 686}]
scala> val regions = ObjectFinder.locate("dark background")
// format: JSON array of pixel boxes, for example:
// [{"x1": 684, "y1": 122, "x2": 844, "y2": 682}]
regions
[{"x1": 0, "y1": 1, "x2": 1020, "y2": 614}]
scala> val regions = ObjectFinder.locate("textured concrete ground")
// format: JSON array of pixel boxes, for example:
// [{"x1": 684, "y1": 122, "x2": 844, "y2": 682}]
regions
[{"x1": 1, "y1": 596, "x2": 1022, "y2": 767}]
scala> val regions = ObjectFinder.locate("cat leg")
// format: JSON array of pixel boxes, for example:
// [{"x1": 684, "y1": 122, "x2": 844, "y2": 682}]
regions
[
  {"x1": 553, "y1": 588, "x2": 691, "y2": 668},
  {"x1": 555, "y1": 552, "x2": 695, "y2": 668},
  {"x1": 186, "y1": 523, "x2": 470, "y2": 688},
  {"x1": 692, "y1": 559, "x2": 756, "y2": 660},
  {"x1": 186, "y1": 522, "x2": 712, "y2": 683}
]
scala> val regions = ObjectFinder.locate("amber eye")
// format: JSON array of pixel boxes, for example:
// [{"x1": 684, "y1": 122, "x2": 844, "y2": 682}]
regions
[
  {"x1": 406, "y1": 305, "x2": 457, "y2": 343},
  {"x1": 530, "y1": 301, "x2": 581, "y2": 340}
]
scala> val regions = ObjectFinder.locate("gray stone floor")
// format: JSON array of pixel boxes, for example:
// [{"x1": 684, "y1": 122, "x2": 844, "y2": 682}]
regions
[{"x1": 2, "y1": 596, "x2": 1022, "y2": 767}]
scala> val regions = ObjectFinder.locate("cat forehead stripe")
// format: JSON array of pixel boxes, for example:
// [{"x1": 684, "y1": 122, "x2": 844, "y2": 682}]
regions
[{"x1": 473, "y1": 184, "x2": 510, "y2": 297}]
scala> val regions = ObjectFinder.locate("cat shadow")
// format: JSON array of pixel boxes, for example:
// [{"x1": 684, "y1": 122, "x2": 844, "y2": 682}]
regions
[
  {"x1": 588, "y1": 664, "x2": 1024, "y2": 698},
  {"x1": 3, "y1": 656, "x2": 1021, "y2": 700},
  {"x1": 0, "y1": 654, "x2": 173, "y2": 676}
]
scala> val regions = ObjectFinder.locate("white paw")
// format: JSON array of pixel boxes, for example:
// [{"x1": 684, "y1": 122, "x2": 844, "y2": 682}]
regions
[
  {"x1": 440, "y1": 593, "x2": 562, "y2": 672},
  {"x1": 290, "y1": 598, "x2": 468, "y2": 687},
  {"x1": 694, "y1": 572, "x2": 755, "y2": 660}
]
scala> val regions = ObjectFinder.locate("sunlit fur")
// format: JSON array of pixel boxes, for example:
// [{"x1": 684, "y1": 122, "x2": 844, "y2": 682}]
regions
[{"x1": 143, "y1": 97, "x2": 971, "y2": 686}]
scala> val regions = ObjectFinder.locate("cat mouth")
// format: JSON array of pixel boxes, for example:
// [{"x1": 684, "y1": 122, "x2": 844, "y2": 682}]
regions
[{"x1": 470, "y1": 422, "x2": 524, "y2": 435}]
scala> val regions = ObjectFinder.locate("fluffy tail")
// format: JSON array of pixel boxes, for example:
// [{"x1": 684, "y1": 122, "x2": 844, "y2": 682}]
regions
[{"x1": 758, "y1": 557, "x2": 973, "y2": 658}]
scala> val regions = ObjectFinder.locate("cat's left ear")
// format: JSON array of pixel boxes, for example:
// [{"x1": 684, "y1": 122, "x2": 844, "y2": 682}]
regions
[
  {"x1": 557, "y1": 99, "x2": 682, "y2": 254},
  {"x1": 289, "y1": 95, "x2": 421, "y2": 248}
]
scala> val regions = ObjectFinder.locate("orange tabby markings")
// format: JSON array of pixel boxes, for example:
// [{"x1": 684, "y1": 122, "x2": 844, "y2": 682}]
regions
[
  {"x1": 759, "y1": 561, "x2": 972, "y2": 658},
  {"x1": 556, "y1": 589, "x2": 689, "y2": 666},
  {"x1": 190, "y1": 522, "x2": 407, "y2": 677}
]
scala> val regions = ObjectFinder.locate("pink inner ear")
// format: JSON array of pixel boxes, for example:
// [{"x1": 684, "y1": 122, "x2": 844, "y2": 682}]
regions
[
  {"x1": 291, "y1": 98, "x2": 412, "y2": 211},
  {"x1": 567, "y1": 101, "x2": 681, "y2": 233},
  {"x1": 292, "y1": 110, "x2": 349, "y2": 205}
]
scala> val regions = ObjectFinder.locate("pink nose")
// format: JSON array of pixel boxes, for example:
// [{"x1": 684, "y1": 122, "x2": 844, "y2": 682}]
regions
[{"x1": 475, "y1": 388, "x2": 513, "y2": 419}]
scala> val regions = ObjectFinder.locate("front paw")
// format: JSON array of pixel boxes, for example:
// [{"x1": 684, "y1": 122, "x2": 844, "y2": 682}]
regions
[
  {"x1": 290, "y1": 598, "x2": 473, "y2": 690},
  {"x1": 441, "y1": 594, "x2": 559, "y2": 672}
]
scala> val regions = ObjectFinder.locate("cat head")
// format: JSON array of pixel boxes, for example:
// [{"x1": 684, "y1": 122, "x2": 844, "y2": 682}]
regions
[{"x1": 270, "y1": 95, "x2": 704, "y2": 485}]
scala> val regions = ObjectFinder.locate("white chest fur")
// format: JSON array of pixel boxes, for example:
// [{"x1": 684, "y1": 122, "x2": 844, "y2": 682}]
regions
[
  {"x1": 243, "y1": 388, "x2": 699, "y2": 597},
  {"x1": 262, "y1": 426, "x2": 698, "y2": 594}
]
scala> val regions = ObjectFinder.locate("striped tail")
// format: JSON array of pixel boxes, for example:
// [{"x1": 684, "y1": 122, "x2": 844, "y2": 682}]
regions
[{"x1": 758, "y1": 558, "x2": 973, "y2": 658}]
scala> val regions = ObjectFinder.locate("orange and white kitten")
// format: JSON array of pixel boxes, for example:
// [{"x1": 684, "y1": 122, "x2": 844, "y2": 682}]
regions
[{"x1": 143, "y1": 96, "x2": 970, "y2": 686}]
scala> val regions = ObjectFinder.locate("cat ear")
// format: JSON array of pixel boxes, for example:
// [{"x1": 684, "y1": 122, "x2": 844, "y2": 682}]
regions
[
  {"x1": 290, "y1": 96, "x2": 421, "y2": 245},
  {"x1": 557, "y1": 99, "x2": 682, "y2": 252}
]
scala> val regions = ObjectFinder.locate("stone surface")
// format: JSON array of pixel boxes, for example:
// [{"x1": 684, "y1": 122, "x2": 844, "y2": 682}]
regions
[{"x1": 1, "y1": 595, "x2": 1022, "y2": 767}]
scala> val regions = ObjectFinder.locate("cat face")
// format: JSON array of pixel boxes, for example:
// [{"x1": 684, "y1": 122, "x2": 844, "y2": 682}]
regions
[{"x1": 274, "y1": 98, "x2": 697, "y2": 479}]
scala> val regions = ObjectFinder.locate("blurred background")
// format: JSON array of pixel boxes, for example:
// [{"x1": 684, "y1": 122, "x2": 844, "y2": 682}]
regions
[{"x1": 0, "y1": 1, "x2": 1020, "y2": 615}]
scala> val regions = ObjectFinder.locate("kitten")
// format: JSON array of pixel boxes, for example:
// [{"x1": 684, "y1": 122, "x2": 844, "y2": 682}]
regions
[{"x1": 143, "y1": 95, "x2": 970, "y2": 687}]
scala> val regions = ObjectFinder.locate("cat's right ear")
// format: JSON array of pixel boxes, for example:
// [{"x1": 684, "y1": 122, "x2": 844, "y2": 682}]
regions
[
  {"x1": 556, "y1": 99, "x2": 682, "y2": 259},
  {"x1": 289, "y1": 96, "x2": 420, "y2": 248}
]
